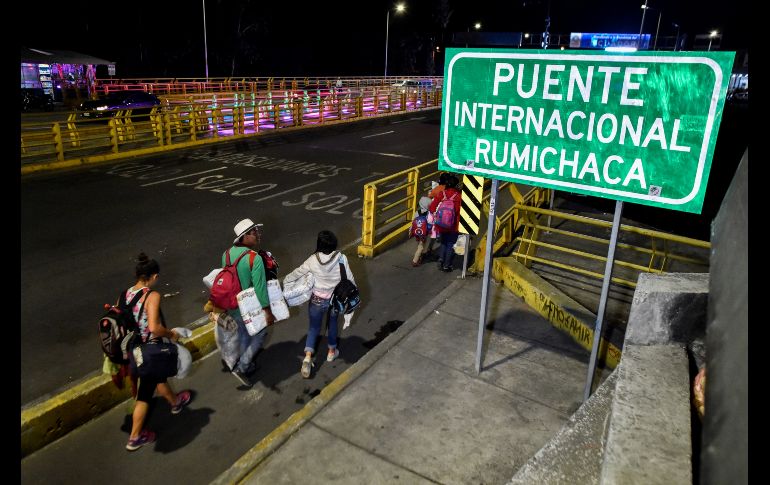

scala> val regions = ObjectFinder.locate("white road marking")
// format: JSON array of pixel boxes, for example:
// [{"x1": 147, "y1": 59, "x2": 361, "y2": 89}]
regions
[
  {"x1": 255, "y1": 179, "x2": 326, "y2": 202},
  {"x1": 362, "y1": 130, "x2": 395, "y2": 139},
  {"x1": 140, "y1": 167, "x2": 228, "y2": 186}
]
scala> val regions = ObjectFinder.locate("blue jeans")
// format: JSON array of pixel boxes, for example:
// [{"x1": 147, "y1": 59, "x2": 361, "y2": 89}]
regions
[
  {"x1": 304, "y1": 295, "x2": 339, "y2": 354},
  {"x1": 440, "y1": 232, "x2": 459, "y2": 268},
  {"x1": 234, "y1": 314, "x2": 267, "y2": 374}
]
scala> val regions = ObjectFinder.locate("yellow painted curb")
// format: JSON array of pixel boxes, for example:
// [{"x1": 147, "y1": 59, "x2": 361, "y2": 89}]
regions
[
  {"x1": 492, "y1": 257, "x2": 622, "y2": 369},
  {"x1": 216, "y1": 367, "x2": 357, "y2": 485},
  {"x1": 21, "y1": 322, "x2": 216, "y2": 457}
]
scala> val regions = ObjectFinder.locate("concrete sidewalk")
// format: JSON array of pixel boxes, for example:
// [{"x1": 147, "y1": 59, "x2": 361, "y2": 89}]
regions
[{"x1": 216, "y1": 269, "x2": 599, "y2": 484}]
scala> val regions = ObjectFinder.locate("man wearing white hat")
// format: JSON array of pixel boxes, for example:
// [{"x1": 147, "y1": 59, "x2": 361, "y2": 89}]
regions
[{"x1": 222, "y1": 218, "x2": 276, "y2": 386}]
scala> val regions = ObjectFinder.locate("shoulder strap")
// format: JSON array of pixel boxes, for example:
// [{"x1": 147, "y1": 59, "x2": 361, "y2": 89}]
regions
[
  {"x1": 249, "y1": 251, "x2": 256, "y2": 268},
  {"x1": 225, "y1": 248, "x2": 251, "y2": 268},
  {"x1": 338, "y1": 261, "x2": 347, "y2": 281},
  {"x1": 441, "y1": 190, "x2": 447, "y2": 200},
  {"x1": 122, "y1": 288, "x2": 144, "y2": 310},
  {"x1": 450, "y1": 192, "x2": 458, "y2": 201}
]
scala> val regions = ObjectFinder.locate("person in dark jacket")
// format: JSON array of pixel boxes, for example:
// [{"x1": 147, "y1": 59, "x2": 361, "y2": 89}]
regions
[{"x1": 428, "y1": 175, "x2": 462, "y2": 272}]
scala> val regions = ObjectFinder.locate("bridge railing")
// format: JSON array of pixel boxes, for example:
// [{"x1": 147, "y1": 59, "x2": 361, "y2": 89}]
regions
[{"x1": 21, "y1": 88, "x2": 443, "y2": 173}]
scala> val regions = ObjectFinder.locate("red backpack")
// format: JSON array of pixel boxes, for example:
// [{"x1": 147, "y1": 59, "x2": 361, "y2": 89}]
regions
[{"x1": 209, "y1": 250, "x2": 252, "y2": 310}]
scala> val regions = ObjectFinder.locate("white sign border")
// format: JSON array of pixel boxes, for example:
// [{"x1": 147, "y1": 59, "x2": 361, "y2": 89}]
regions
[{"x1": 441, "y1": 51, "x2": 724, "y2": 206}]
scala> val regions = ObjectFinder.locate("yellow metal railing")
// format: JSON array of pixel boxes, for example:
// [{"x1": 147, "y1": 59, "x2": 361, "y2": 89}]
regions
[
  {"x1": 21, "y1": 89, "x2": 443, "y2": 173},
  {"x1": 510, "y1": 205, "x2": 710, "y2": 288},
  {"x1": 357, "y1": 160, "x2": 441, "y2": 258}
]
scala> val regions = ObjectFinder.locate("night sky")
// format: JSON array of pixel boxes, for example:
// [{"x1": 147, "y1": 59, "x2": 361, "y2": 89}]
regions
[{"x1": 21, "y1": 0, "x2": 749, "y2": 78}]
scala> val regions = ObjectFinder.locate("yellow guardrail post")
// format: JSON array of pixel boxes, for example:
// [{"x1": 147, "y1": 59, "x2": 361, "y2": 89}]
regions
[
  {"x1": 401, "y1": 92, "x2": 407, "y2": 111},
  {"x1": 108, "y1": 119, "x2": 119, "y2": 153},
  {"x1": 52, "y1": 123, "x2": 64, "y2": 161},
  {"x1": 319, "y1": 98, "x2": 325, "y2": 123},
  {"x1": 163, "y1": 110, "x2": 172, "y2": 145},
  {"x1": 272, "y1": 99, "x2": 280, "y2": 128},
  {"x1": 189, "y1": 106, "x2": 198, "y2": 141},
  {"x1": 66, "y1": 113, "x2": 81, "y2": 148},
  {"x1": 151, "y1": 107, "x2": 164, "y2": 146},
  {"x1": 358, "y1": 183, "x2": 378, "y2": 257}
]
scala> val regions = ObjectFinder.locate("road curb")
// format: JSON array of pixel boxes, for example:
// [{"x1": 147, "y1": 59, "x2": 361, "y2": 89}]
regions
[
  {"x1": 211, "y1": 278, "x2": 466, "y2": 485},
  {"x1": 21, "y1": 320, "x2": 216, "y2": 457}
]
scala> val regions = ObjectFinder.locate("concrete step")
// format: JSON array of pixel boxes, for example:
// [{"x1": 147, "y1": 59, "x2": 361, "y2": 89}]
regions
[{"x1": 508, "y1": 369, "x2": 618, "y2": 485}]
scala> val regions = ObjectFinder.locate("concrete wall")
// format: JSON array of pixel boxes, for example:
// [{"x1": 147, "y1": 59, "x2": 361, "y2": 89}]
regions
[{"x1": 701, "y1": 149, "x2": 748, "y2": 484}]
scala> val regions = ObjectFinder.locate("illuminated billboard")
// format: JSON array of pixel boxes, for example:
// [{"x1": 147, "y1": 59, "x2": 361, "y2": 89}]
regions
[{"x1": 570, "y1": 33, "x2": 651, "y2": 50}]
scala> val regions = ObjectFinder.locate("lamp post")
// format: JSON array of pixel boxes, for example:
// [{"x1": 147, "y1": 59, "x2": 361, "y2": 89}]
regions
[
  {"x1": 202, "y1": 0, "x2": 209, "y2": 79},
  {"x1": 466, "y1": 22, "x2": 481, "y2": 48},
  {"x1": 384, "y1": 3, "x2": 406, "y2": 78},
  {"x1": 638, "y1": 0, "x2": 648, "y2": 49},
  {"x1": 708, "y1": 30, "x2": 718, "y2": 51},
  {"x1": 672, "y1": 22, "x2": 680, "y2": 51}
]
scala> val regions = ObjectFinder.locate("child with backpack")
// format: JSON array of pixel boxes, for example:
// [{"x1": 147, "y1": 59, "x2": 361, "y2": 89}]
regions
[
  {"x1": 408, "y1": 196, "x2": 433, "y2": 267},
  {"x1": 428, "y1": 174, "x2": 462, "y2": 272}
]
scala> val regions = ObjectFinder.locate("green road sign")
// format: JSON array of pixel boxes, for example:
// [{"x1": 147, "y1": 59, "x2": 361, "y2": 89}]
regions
[{"x1": 439, "y1": 48, "x2": 735, "y2": 214}]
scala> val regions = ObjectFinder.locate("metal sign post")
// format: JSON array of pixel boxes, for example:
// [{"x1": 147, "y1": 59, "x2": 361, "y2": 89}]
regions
[
  {"x1": 583, "y1": 200, "x2": 623, "y2": 401},
  {"x1": 475, "y1": 178, "x2": 499, "y2": 374}
]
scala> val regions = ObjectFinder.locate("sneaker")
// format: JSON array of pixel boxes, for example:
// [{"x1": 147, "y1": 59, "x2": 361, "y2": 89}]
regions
[
  {"x1": 231, "y1": 370, "x2": 252, "y2": 387},
  {"x1": 327, "y1": 348, "x2": 340, "y2": 362},
  {"x1": 171, "y1": 390, "x2": 192, "y2": 414},
  {"x1": 441, "y1": 265, "x2": 454, "y2": 273},
  {"x1": 411, "y1": 260, "x2": 421, "y2": 267},
  {"x1": 126, "y1": 429, "x2": 156, "y2": 451},
  {"x1": 301, "y1": 356, "x2": 314, "y2": 378}
]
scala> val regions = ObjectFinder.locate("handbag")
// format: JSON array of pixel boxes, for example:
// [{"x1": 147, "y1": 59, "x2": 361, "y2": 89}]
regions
[{"x1": 131, "y1": 337, "x2": 179, "y2": 379}]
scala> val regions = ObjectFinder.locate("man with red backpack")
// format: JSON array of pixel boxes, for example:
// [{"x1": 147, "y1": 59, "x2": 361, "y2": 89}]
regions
[
  {"x1": 428, "y1": 174, "x2": 462, "y2": 272},
  {"x1": 217, "y1": 218, "x2": 276, "y2": 387}
]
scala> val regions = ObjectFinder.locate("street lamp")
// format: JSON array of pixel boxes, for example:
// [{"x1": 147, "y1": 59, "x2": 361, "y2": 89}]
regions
[
  {"x1": 638, "y1": 0, "x2": 648, "y2": 48},
  {"x1": 672, "y1": 22, "x2": 680, "y2": 51},
  {"x1": 385, "y1": 3, "x2": 406, "y2": 78},
  {"x1": 202, "y1": 0, "x2": 209, "y2": 78},
  {"x1": 708, "y1": 30, "x2": 719, "y2": 51},
  {"x1": 466, "y1": 22, "x2": 481, "y2": 48},
  {"x1": 641, "y1": 4, "x2": 663, "y2": 50}
]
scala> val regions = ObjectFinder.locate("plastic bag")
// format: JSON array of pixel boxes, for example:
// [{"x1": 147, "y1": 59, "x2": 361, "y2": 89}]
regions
[
  {"x1": 236, "y1": 287, "x2": 267, "y2": 336},
  {"x1": 202, "y1": 268, "x2": 220, "y2": 289},
  {"x1": 267, "y1": 280, "x2": 290, "y2": 321},
  {"x1": 176, "y1": 343, "x2": 193, "y2": 379},
  {"x1": 453, "y1": 234, "x2": 468, "y2": 255},
  {"x1": 343, "y1": 311, "x2": 354, "y2": 330},
  {"x1": 214, "y1": 312, "x2": 240, "y2": 371},
  {"x1": 283, "y1": 272, "x2": 315, "y2": 307}
]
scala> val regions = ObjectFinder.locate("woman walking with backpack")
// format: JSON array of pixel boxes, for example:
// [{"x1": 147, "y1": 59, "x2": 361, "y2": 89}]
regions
[
  {"x1": 284, "y1": 230, "x2": 356, "y2": 379},
  {"x1": 125, "y1": 252, "x2": 192, "y2": 451},
  {"x1": 429, "y1": 174, "x2": 462, "y2": 272}
]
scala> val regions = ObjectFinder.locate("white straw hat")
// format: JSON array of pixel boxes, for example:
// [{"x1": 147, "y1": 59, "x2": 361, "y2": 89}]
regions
[{"x1": 233, "y1": 218, "x2": 263, "y2": 244}]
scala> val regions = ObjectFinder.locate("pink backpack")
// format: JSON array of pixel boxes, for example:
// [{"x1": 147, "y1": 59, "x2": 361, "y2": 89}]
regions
[{"x1": 434, "y1": 191, "x2": 458, "y2": 229}]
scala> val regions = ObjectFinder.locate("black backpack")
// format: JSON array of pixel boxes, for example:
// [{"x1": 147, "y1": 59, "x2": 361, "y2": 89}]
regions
[
  {"x1": 331, "y1": 260, "x2": 360, "y2": 315},
  {"x1": 99, "y1": 289, "x2": 148, "y2": 365}
]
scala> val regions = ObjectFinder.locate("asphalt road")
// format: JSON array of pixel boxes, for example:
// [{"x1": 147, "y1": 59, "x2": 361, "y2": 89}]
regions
[{"x1": 21, "y1": 110, "x2": 443, "y2": 405}]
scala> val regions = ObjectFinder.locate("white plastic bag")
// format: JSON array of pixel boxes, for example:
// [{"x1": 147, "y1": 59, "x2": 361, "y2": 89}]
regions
[
  {"x1": 214, "y1": 312, "x2": 240, "y2": 371},
  {"x1": 237, "y1": 287, "x2": 267, "y2": 336},
  {"x1": 453, "y1": 234, "x2": 468, "y2": 256},
  {"x1": 202, "y1": 268, "x2": 221, "y2": 289},
  {"x1": 283, "y1": 272, "x2": 315, "y2": 307},
  {"x1": 175, "y1": 343, "x2": 193, "y2": 379},
  {"x1": 343, "y1": 311, "x2": 354, "y2": 330},
  {"x1": 267, "y1": 280, "x2": 290, "y2": 321}
]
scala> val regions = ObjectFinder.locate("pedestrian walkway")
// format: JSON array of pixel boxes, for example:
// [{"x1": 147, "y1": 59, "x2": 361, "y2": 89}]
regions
[
  {"x1": 21, "y1": 238, "x2": 606, "y2": 485},
  {"x1": 214, "y1": 267, "x2": 602, "y2": 484}
]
